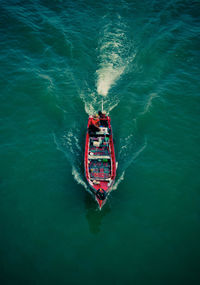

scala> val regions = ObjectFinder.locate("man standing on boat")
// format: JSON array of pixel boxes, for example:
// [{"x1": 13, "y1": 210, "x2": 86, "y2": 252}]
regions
[
  {"x1": 98, "y1": 110, "x2": 108, "y2": 128},
  {"x1": 88, "y1": 114, "x2": 100, "y2": 135},
  {"x1": 98, "y1": 110, "x2": 106, "y2": 119}
]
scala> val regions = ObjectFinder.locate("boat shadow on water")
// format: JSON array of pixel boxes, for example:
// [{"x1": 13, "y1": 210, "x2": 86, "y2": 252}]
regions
[{"x1": 84, "y1": 193, "x2": 111, "y2": 234}]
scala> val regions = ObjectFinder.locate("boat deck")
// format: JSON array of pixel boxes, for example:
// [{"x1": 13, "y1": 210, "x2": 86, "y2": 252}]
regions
[
  {"x1": 88, "y1": 136, "x2": 111, "y2": 180},
  {"x1": 89, "y1": 159, "x2": 111, "y2": 180}
]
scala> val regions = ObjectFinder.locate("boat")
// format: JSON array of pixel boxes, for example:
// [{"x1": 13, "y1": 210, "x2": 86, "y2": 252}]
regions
[{"x1": 84, "y1": 112, "x2": 116, "y2": 209}]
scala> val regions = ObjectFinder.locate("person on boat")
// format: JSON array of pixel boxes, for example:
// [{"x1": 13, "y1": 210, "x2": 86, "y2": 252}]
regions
[
  {"x1": 92, "y1": 113, "x2": 100, "y2": 126},
  {"x1": 98, "y1": 110, "x2": 108, "y2": 127},
  {"x1": 88, "y1": 114, "x2": 100, "y2": 135},
  {"x1": 98, "y1": 110, "x2": 106, "y2": 119},
  {"x1": 96, "y1": 188, "x2": 106, "y2": 200}
]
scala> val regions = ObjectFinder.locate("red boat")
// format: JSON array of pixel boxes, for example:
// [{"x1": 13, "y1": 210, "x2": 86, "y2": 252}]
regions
[{"x1": 84, "y1": 113, "x2": 117, "y2": 209}]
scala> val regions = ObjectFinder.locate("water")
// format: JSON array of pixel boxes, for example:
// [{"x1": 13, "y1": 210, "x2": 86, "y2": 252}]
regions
[{"x1": 0, "y1": 0, "x2": 200, "y2": 284}]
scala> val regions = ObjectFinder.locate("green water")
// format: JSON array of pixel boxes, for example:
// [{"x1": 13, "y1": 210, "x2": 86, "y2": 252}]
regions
[{"x1": 0, "y1": 0, "x2": 200, "y2": 284}]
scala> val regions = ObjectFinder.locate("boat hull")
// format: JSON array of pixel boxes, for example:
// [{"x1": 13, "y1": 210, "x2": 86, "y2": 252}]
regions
[{"x1": 84, "y1": 115, "x2": 116, "y2": 209}]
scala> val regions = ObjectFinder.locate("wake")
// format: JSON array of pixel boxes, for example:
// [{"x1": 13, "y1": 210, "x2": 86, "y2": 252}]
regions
[
  {"x1": 55, "y1": 14, "x2": 147, "y2": 203},
  {"x1": 80, "y1": 14, "x2": 135, "y2": 116},
  {"x1": 96, "y1": 15, "x2": 133, "y2": 98},
  {"x1": 97, "y1": 64, "x2": 125, "y2": 97},
  {"x1": 53, "y1": 129, "x2": 89, "y2": 192}
]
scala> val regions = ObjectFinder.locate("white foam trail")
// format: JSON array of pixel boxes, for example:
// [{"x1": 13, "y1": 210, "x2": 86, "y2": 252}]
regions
[
  {"x1": 84, "y1": 102, "x2": 95, "y2": 116},
  {"x1": 131, "y1": 138, "x2": 147, "y2": 162},
  {"x1": 80, "y1": 89, "x2": 120, "y2": 115},
  {"x1": 141, "y1": 93, "x2": 157, "y2": 115},
  {"x1": 80, "y1": 91, "x2": 96, "y2": 115},
  {"x1": 119, "y1": 134, "x2": 134, "y2": 155},
  {"x1": 119, "y1": 134, "x2": 147, "y2": 170},
  {"x1": 107, "y1": 100, "x2": 120, "y2": 114},
  {"x1": 72, "y1": 166, "x2": 88, "y2": 190},
  {"x1": 54, "y1": 130, "x2": 90, "y2": 192},
  {"x1": 96, "y1": 16, "x2": 134, "y2": 97},
  {"x1": 97, "y1": 63, "x2": 125, "y2": 96},
  {"x1": 112, "y1": 171, "x2": 125, "y2": 191}
]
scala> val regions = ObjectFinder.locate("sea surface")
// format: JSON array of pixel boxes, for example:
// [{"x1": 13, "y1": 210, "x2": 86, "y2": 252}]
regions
[{"x1": 0, "y1": 0, "x2": 200, "y2": 284}]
